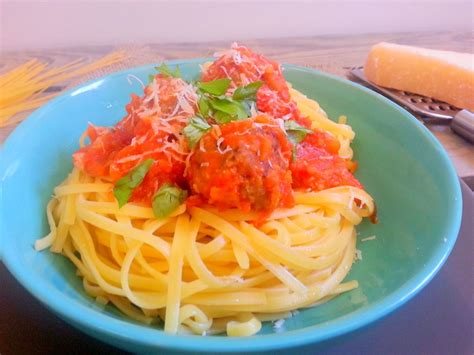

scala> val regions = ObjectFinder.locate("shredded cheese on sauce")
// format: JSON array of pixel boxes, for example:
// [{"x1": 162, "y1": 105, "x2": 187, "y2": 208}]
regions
[
  {"x1": 126, "y1": 74, "x2": 145, "y2": 89},
  {"x1": 273, "y1": 319, "x2": 285, "y2": 330},
  {"x1": 118, "y1": 77, "x2": 197, "y2": 166}
]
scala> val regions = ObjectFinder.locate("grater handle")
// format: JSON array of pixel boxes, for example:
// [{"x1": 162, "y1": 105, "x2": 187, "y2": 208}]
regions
[{"x1": 451, "y1": 110, "x2": 474, "y2": 144}]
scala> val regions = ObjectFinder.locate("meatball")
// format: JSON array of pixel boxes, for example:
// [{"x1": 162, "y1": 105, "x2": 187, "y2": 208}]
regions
[{"x1": 186, "y1": 116, "x2": 294, "y2": 215}]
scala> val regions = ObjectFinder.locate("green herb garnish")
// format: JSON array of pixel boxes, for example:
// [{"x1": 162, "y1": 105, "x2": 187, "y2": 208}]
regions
[
  {"x1": 284, "y1": 120, "x2": 313, "y2": 145},
  {"x1": 198, "y1": 96, "x2": 211, "y2": 117},
  {"x1": 183, "y1": 116, "x2": 211, "y2": 148},
  {"x1": 155, "y1": 63, "x2": 181, "y2": 78},
  {"x1": 208, "y1": 97, "x2": 248, "y2": 123},
  {"x1": 232, "y1": 81, "x2": 263, "y2": 100},
  {"x1": 192, "y1": 79, "x2": 262, "y2": 125},
  {"x1": 197, "y1": 78, "x2": 232, "y2": 96},
  {"x1": 113, "y1": 159, "x2": 154, "y2": 208},
  {"x1": 284, "y1": 120, "x2": 313, "y2": 161},
  {"x1": 152, "y1": 183, "x2": 188, "y2": 218}
]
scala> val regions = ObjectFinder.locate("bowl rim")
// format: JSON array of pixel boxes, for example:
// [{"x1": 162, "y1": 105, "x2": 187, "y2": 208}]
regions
[{"x1": 0, "y1": 58, "x2": 463, "y2": 353}]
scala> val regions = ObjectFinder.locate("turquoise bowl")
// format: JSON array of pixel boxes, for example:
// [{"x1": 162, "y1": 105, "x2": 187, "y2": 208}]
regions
[{"x1": 0, "y1": 59, "x2": 462, "y2": 353}]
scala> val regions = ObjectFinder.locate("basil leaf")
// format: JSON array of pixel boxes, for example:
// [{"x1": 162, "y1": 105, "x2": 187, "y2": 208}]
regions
[
  {"x1": 183, "y1": 116, "x2": 211, "y2": 148},
  {"x1": 284, "y1": 120, "x2": 313, "y2": 145},
  {"x1": 212, "y1": 111, "x2": 234, "y2": 124},
  {"x1": 152, "y1": 183, "x2": 188, "y2": 218},
  {"x1": 208, "y1": 97, "x2": 235, "y2": 115},
  {"x1": 232, "y1": 81, "x2": 263, "y2": 100},
  {"x1": 284, "y1": 121, "x2": 313, "y2": 162},
  {"x1": 155, "y1": 63, "x2": 181, "y2": 78},
  {"x1": 209, "y1": 97, "x2": 248, "y2": 123},
  {"x1": 197, "y1": 78, "x2": 231, "y2": 96},
  {"x1": 240, "y1": 100, "x2": 255, "y2": 116},
  {"x1": 198, "y1": 96, "x2": 211, "y2": 117},
  {"x1": 113, "y1": 159, "x2": 154, "y2": 208}
]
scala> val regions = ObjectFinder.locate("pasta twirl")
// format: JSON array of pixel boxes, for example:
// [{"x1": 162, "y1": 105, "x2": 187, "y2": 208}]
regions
[
  {"x1": 36, "y1": 43, "x2": 376, "y2": 337},
  {"x1": 37, "y1": 165, "x2": 374, "y2": 335}
]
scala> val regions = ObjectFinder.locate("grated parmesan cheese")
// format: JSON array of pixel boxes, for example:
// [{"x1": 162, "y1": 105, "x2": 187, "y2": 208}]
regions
[
  {"x1": 250, "y1": 102, "x2": 258, "y2": 117},
  {"x1": 361, "y1": 235, "x2": 377, "y2": 242},
  {"x1": 274, "y1": 118, "x2": 286, "y2": 133},
  {"x1": 220, "y1": 65, "x2": 233, "y2": 80},
  {"x1": 213, "y1": 125, "x2": 222, "y2": 137},
  {"x1": 126, "y1": 74, "x2": 145, "y2": 89},
  {"x1": 273, "y1": 319, "x2": 285, "y2": 330},
  {"x1": 281, "y1": 113, "x2": 293, "y2": 121},
  {"x1": 234, "y1": 129, "x2": 252, "y2": 136},
  {"x1": 232, "y1": 50, "x2": 243, "y2": 65},
  {"x1": 199, "y1": 138, "x2": 207, "y2": 152},
  {"x1": 216, "y1": 137, "x2": 232, "y2": 154},
  {"x1": 183, "y1": 147, "x2": 195, "y2": 177},
  {"x1": 124, "y1": 77, "x2": 196, "y2": 167}
]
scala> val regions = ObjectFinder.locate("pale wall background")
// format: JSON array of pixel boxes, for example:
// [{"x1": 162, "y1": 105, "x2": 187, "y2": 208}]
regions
[{"x1": 0, "y1": 0, "x2": 473, "y2": 52}]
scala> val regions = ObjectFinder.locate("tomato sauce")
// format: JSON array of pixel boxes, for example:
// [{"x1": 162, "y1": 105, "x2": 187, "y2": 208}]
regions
[
  {"x1": 72, "y1": 124, "x2": 134, "y2": 178},
  {"x1": 73, "y1": 76, "x2": 193, "y2": 205},
  {"x1": 73, "y1": 45, "x2": 364, "y2": 215},
  {"x1": 291, "y1": 131, "x2": 363, "y2": 191},
  {"x1": 202, "y1": 44, "x2": 288, "y2": 98}
]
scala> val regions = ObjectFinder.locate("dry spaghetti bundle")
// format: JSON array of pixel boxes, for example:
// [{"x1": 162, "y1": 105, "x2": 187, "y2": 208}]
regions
[{"x1": 0, "y1": 51, "x2": 126, "y2": 127}]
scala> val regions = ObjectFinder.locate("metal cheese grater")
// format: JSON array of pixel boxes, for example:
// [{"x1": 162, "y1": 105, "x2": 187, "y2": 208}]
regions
[{"x1": 350, "y1": 68, "x2": 474, "y2": 143}]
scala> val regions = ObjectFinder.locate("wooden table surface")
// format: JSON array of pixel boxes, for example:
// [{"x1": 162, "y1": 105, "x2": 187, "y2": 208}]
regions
[{"x1": 1, "y1": 30, "x2": 473, "y2": 176}]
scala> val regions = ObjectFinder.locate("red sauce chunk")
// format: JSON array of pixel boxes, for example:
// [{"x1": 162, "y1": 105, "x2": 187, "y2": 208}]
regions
[
  {"x1": 73, "y1": 76, "x2": 195, "y2": 205},
  {"x1": 291, "y1": 130, "x2": 363, "y2": 191},
  {"x1": 73, "y1": 76, "x2": 194, "y2": 178},
  {"x1": 72, "y1": 124, "x2": 134, "y2": 178},
  {"x1": 187, "y1": 116, "x2": 294, "y2": 216},
  {"x1": 256, "y1": 85, "x2": 312, "y2": 128},
  {"x1": 202, "y1": 44, "x2": 289, "y2": 98}
]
